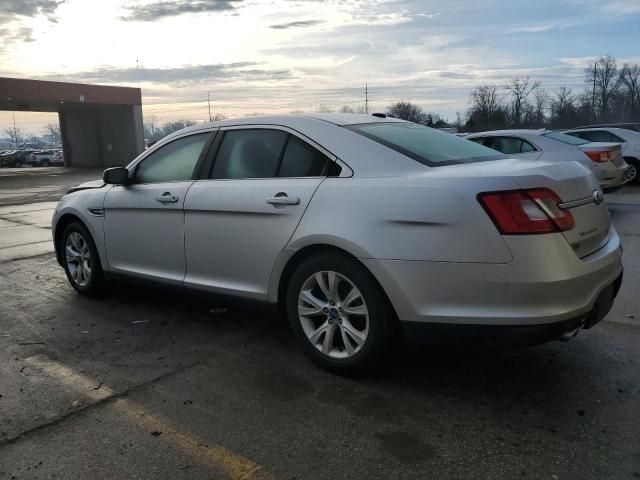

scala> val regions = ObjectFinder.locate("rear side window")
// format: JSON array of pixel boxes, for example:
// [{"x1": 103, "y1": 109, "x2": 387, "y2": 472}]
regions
[
  {"x1": 485, "y1": 137, "x2": 537, "y2": 154},
  {"x1": 543, "y1": 131, "x2": 589, "y2": 146},
  {"x1": 574, "y1": 130, "x2": 618, "y2": 143},
  {"x1": 346, "y1": 122, "x2": 503, "y2": 167},
  {"x1": 210, "y1": 129, "x2": 334, "y2": 179},
  {"x1": 279, "y1": 135, "x2": 329, "y2": 177},
  {"x1": 211, "y1": 129, "x2": 287, "y2": 179}
]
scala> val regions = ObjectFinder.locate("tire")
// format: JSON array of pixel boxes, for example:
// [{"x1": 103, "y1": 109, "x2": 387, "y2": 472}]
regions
[
  {"x1": 286, "y1": 251, "x2": 394, "y2": 374},
  {"x1": 61, "y1": 222, "x2": 105, "y2": 296},
  {"x1": 42, "y1": 159, "x2": 50, "y2": 167},
  {"x1": 14, "y1": 160, "x2": 21, "y2": 168},
  {"x1": 625, "y1": 158, "x2": 640, "y2": 185}
]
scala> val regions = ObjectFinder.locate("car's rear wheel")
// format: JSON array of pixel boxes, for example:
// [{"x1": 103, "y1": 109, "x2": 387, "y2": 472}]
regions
[
  {"x1": 286, "y1": 252, "x2": 393, "y2": 373},
  {"x1": 61, "y1": 222, "x2": 104, "y2": 296},
  {"x1": 625, "y1": 158, "x2": 640, "y2": 184}
]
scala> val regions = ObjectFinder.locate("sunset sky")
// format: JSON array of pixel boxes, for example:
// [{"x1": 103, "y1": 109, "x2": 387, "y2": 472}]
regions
[{"x1": 1, "y1": 0, "x2": 640, "y2": 134}]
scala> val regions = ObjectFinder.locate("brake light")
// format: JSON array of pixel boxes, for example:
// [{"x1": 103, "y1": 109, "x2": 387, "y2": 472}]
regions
[
  {"x1": 584, "y1": 150, "x2": 610, "y2": 163},
  {"x1": 478, "y1": 188, "x2": 575, "y2": 234}
]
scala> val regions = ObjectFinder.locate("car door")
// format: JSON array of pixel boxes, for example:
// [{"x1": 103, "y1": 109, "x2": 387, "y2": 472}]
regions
[
  {"x1": 183, "y1": 126, "x2": 336, "y2": 299},
  {"x1": 484, "y1": 136, "x2": 541, "y2": 160},
  {"x1": 103, "y1": 131, "x2": 213, "y2": 284}
]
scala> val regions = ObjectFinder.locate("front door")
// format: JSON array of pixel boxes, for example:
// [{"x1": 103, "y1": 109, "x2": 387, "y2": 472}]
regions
[
  {"x1": 184, "y1": 127, "x2": 333, "y2": 299},
  {"x1": 103, "y1": 131, "x2": 212, "y2": 284}
]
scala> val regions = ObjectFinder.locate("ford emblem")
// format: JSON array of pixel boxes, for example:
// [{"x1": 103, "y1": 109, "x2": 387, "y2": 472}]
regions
[{"x1": 593, "y1": 190, "x2": 604, "y2": 205}]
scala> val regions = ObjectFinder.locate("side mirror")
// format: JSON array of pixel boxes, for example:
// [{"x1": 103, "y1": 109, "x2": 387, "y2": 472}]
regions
[{"x1": 103, "y1": 167, "x2": 130, "y2": 185}]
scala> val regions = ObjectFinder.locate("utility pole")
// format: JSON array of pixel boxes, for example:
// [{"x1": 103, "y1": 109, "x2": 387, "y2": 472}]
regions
[
  {"x1": 136, "y1": 59, "x2": 141, "y2": 89},
  {"x1": 365, "y1": 83, "x2": 368, "y2": 115},
  {"x1": 12, "y1": 112, "x2": 17, "y2": 148},
  {"x1": 591, "y1": 62, "x2": 597, "y2": 123},
  {"x1": 207, "y1": 92, "x2": 212, "y2": 122}
]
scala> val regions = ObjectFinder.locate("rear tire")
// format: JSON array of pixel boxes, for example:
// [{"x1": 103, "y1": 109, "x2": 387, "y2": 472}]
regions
[
  {"x1": 625, "y1": 157, "x2": 640, "y2": 185},
  {"x1": 285, "y1": 251, "x2": 393, "y2": 374},
  {"x1": 61, "y1": 222, "x2": 105, "y2": 296}
]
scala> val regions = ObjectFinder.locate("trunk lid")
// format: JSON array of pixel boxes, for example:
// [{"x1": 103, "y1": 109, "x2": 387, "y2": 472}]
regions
[
  {"x1": 578, "y1": 142, "x2": 625, "y2": 167},
  {"x1": 508, "y1": 160, "x2": 610, "y2": 258}
]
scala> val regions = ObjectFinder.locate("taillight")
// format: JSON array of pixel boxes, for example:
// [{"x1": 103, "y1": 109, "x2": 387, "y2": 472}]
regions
[
  {"x1": 478, "y1": 188, "x2": 575, "y2": 235},
  {"x1": 584, "y1": 150, "x2": 610, "y2": 163}
]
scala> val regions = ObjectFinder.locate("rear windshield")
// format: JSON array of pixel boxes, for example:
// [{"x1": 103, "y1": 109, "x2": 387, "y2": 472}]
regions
[
  {"x1": 542, "y1": 131, "x2": 589, "y2": 146},
  {"x1": 346, "y1": 122, "x2": 505, "y2": 167}
]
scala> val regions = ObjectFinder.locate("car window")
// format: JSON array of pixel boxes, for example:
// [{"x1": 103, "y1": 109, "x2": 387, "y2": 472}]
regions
[
  {"x1": 543, "y1": 131, "x2": 589, "y2": 145},
  {"x1": 609, "y1": 132, "x2": 624, "y2": 143},
  {"x1": 135, "y1": 133, "x2": 209, "y2": 184},
  {"x1": 468, "y1": 137, "x2": 490, "y2": 146},
  {"x1": 576, "y1": 130, "x2": 613, "y2": 143},
  {"x1": 211, "y1": 129, "x2": 288, "y2": 179},
  {"x1": 520, "y1": 140, "x2": 536, "y2": 152},
  {"x1": 346, "y1": 122, "x2": 503, "y2": 167},
  {"x1": 279, "y1": 135, "x2": 329, "y2": 177},
  {"x1": 491, "y1": 137, "x2": 524, "y2": 154}
]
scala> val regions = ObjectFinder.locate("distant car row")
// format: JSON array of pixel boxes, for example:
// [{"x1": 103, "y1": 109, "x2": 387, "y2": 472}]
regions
[
  {"x1": 461, "y1": 124, "x2": 640, "y2": 190},
  {"x1": 0, "y1": 149, "x2": 64, "y2": 168}
]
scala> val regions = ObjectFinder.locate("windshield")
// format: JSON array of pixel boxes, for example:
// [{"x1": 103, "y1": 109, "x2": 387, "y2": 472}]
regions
[
  {"x1": 346, "y1": 122, "x2": 505, "y2": 167},
  {"x1": 542, "y1": 131, "x2": 589, "y2": 146}
]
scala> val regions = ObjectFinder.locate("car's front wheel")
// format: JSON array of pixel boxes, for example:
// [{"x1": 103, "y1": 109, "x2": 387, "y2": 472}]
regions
[
  {"x1": 286, "y1": 252, "x2": 393, "y2": 373},
  {"x1": 61, "y1": 222, "x2": 104, "y2": 296}
]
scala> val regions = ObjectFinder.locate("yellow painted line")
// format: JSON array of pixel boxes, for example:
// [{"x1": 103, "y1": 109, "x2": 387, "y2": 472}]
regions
[{"x1": 25, "y1": 355, "x2": 272, "y2": 480}]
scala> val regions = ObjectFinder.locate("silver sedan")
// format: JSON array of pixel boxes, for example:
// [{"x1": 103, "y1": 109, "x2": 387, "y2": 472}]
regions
[
  {"x1": 465, "y1": 129, "x2": 629, "y2": 192},
  {"x1": 52, "y1": 114, "x2": 623, "y2": 372}
]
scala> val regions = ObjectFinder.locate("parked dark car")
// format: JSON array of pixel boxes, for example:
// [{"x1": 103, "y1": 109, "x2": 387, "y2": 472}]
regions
[{"x1": 0, "y1": 150, "x2": 34, "y2": 167}]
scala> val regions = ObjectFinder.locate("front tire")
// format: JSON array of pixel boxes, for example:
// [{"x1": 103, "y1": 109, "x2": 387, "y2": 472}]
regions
[
  {"x1": 286, "y1": 252, "x2": 393, "y2": 374},
  {"x1": 61, "y1": 222, "x2": 105, "y2": 296}
]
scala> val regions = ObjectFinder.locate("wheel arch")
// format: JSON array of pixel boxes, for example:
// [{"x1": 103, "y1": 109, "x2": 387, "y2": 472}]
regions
[
  {"x1": 54, "y1": 212, "x2": 107, "y2": 272},
  {"x1": 273, "y1": 243, "x2": 400, "y2": 326}
]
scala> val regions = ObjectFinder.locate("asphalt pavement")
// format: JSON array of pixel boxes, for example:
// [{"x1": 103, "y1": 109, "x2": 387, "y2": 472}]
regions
[{"x1": 0, "y1": 167, "x2": 639, "y2": 480}]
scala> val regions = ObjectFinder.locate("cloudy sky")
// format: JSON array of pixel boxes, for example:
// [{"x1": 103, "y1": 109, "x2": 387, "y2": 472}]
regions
[{"x1": 1, "y1": 0, "x2": 640, "y2": 134}]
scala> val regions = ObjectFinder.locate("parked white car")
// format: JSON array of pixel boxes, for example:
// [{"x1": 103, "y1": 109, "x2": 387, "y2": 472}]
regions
[
  {"x1": 466, "y1": 129, "x2": 628, "y2": 192},
  {"x1": 28, "y1": 150, "x2": 64, "y2": 167},
  {"x1": 563, "y1": 127, "x2": 640, "y2": 184}
]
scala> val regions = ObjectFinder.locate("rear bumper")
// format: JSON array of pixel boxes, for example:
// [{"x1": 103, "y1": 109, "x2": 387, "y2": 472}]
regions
[
  {"x1": 400, "y1": 270, "x2": 622, "y2": 347},
  {"x1": 363, "y1": 227, "x2": 623, "y2": 327}
]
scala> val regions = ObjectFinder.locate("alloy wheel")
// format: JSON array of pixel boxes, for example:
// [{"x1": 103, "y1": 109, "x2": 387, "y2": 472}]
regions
[
  {"x1": 65, "y1": 232, "x2": 92, "y2": 287},
  {"x1": 626, "y1": 164, "x2": 637, "y2": 183},
  {"x1": 298, "y1": 271, "x2": 369, "y2": 359}
]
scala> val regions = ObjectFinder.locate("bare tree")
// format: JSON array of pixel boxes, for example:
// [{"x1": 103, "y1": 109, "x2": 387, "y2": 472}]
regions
[
  {"x1": 317, "y1": 104, "x2": 334, "y2": 113},
  {"x1": 339, "y1": 105, "x2": 355, "y2": 114},
  {"x1": 505, "y1": 77, "x2": 540, "y2": 126},
  {"x1": 533, "y1": 87, "x2": 549, "y2": 127},
  {"x1": 466, "y1": 84, "x2": 507, "y2": 130},
  {"x1": 386, "y1": 101, "x2": 425, "y2": 123},
  {"x1": 587, "y1": 55, "x2": 622, "y2": 120},
  {"x1": 44, "y1": 123, "x2": 61, "y2": 143},
  {"x1": 4, "y1": 125, "x2": 23, "y2": 147},
  {"x1": 550, "y1": 87, "x2": 577, "y2": 128},
  {"x1": 620, "y1": 63, "x2": 640, "y2": 119}
]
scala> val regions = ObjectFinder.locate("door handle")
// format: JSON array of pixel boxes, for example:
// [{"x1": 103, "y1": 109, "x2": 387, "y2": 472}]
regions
[
  {"x1": 266, "y1": 194, "x2": 300, "y2": 206},
  {"x1": 155, "y1": 192, "x2": 179, "y2": 204}
]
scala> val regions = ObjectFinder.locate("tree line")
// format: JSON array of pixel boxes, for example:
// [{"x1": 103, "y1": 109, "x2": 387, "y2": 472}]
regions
[{"x1": 465, "y1": 55, "x2": 640, "y2": 132}]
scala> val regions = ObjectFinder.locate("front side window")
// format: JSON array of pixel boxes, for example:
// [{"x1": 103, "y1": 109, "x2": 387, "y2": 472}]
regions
[
  {"x1": 134, "y1": 133, "x2": 209, "y2": 183},
  {"x1": 346, "y1": 122, "x2": 504, "y2": 167}
]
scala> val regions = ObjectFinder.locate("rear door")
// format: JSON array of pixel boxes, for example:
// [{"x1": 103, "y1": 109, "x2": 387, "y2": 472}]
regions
[
  {"x1": 103, "y1": 131, "x2": 212, "y2": 283},
  {"x1": 183, "y1": 126, "x2": 336, "y2": 299},
  {"x1": 486, "y1": 136, "x2": 542, "y2": 160}
]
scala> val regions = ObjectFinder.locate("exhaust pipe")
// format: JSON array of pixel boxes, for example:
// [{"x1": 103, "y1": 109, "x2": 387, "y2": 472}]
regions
[{"x1": 558, "y1": 320, "x2": 585, "y2": 342}]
